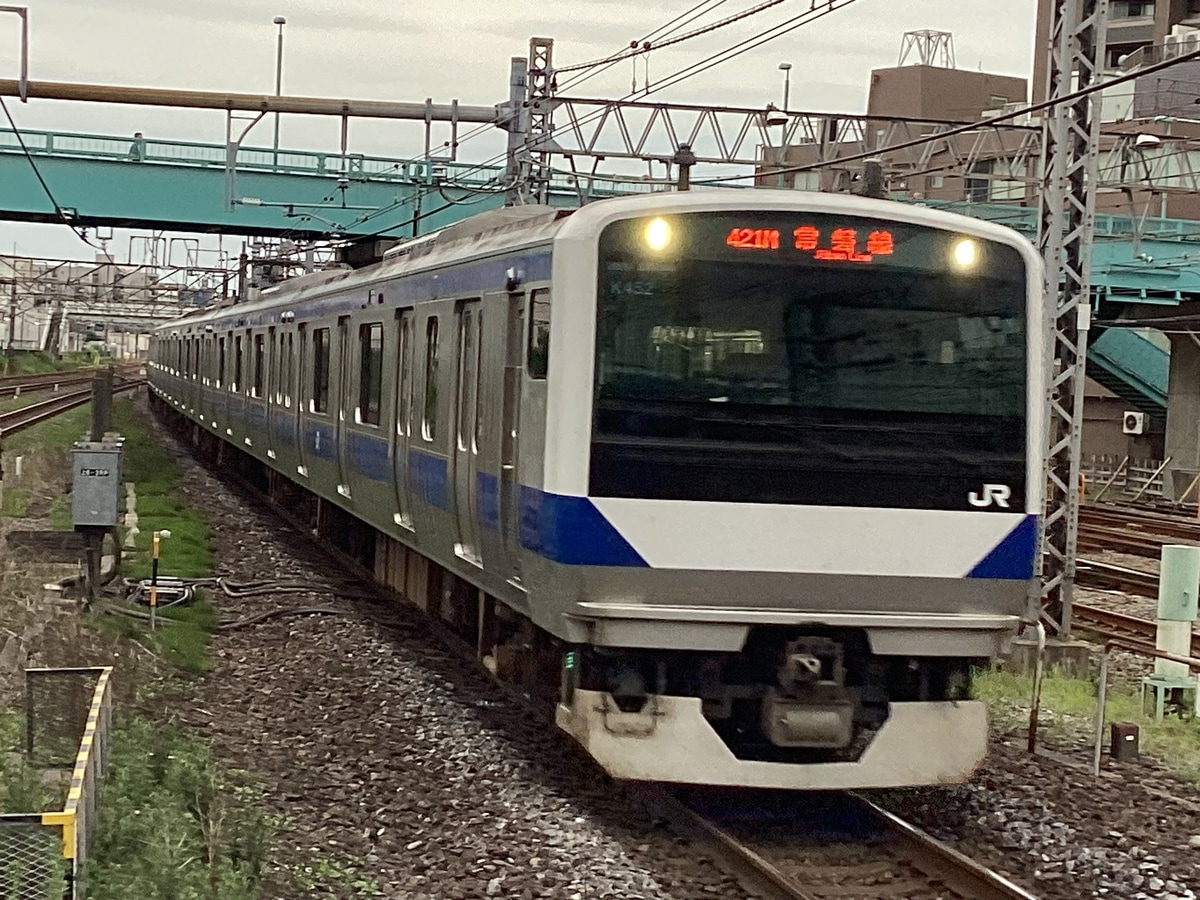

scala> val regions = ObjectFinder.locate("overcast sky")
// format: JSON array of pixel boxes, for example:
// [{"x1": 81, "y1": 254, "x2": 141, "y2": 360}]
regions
[{"x1": 0, "y1": 0, "x2": 1039, "y2": 262}]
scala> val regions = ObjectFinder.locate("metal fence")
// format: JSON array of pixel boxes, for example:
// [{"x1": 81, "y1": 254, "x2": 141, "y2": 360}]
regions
[
  {"x1": 1081, "y1": 454, "x2": 1169, "y2": 502},
  {"x1": 0, "y1": 667, "x2": 113, "y2": 900}
]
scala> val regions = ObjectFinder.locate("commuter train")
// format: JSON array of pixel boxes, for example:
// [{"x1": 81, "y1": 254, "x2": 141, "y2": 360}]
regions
[{"x1": 149, "y1": 191, "x2": 1044, "y2": 790}]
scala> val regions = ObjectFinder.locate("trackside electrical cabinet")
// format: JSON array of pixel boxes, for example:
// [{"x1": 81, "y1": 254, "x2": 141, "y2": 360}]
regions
[{"x1": 71, "y1": 441, "x2": 124, "y2": 527}]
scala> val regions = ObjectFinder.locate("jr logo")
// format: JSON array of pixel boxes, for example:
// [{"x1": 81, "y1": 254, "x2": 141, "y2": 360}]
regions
[{"x1": 968, "y1": 484, "x2": 1012, "y2": 509}]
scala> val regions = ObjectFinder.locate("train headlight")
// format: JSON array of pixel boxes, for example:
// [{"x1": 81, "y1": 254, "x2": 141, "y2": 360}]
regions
[
  {"x1": 952, "y1": 238, "x2": 979, "y2": 269},
  {"x1": 644, "y1": 217, "x2": 672, "y2": 252}
]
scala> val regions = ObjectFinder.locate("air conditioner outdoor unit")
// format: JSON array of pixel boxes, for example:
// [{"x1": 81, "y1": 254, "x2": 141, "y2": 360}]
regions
[{"x1": 1123, "y1": 411, "x2": 1146, "y2": 435}]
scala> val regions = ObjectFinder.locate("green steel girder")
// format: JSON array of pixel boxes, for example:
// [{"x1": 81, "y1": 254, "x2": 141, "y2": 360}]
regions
[{"x1": 0, "y1": 152, "x2": 509, "y2": 238}]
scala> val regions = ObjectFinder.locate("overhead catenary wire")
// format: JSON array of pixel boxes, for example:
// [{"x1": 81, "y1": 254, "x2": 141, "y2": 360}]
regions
[
  {"x1": 692, "y1": 45, "x2": 1200, "y2": 186},
  {"x1": 629, "y1": 0, "x2": 858, "y2": 99},
  {"x1": 554, "y1": 0, "x2": 788, "y2": 75},
  {"x1": 557, "y1": 0, "x2": 738, "y2": 95},
  {"x1": 456, "y1": 0, "x2": 732, "y2": 147},
  {"x1": 343, "y1": 0, "x2": 861, "y2": 242}
]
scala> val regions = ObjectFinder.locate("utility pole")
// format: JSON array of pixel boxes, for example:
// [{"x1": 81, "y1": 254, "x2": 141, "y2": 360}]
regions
[
  {"x1": 503, "y1": 56, "x2": 529, "y2": 206},
  {"x1": 272, "y1": 16, "x2": 286, "y2": 167},
  {"x1": 6, "y1": 276, "x2": 16, "y2": 373},
  {"x1": 504, "y1": 38, "x2": 554, "y2": 206},
  {"x1": 1036, "y1": 0, "x2": 1109, "y2": 640}
]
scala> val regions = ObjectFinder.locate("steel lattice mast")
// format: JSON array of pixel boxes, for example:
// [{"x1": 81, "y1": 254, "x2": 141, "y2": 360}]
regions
[{"x1": 1036, "y1": 0, "x2": 1109, "y2": 638}]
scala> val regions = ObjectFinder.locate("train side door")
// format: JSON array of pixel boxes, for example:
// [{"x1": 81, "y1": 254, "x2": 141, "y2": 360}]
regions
[
  {"x1": 335, "y1": 315, "x2": 352, "y2": 498},
  {"x1": 392, "y1": 309, "x2": 415, "y2": 530},
  {"x1": 265, "y1": 327, "x2": 276, "y2": 458},
  {"x1": 295, "y1": 324, "x2": 309, "y2": 477},
  {"x1": 453, "y1": 300, "x2": 483, "y2": 565},
  {"x1": 499, "y1": 294, "x2": 525, "y2": 582}
]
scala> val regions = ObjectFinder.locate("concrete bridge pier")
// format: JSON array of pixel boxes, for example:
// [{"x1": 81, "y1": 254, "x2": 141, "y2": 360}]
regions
[{"x1": 1164, "y1": 331, "x2": 1200, "y2": 501}]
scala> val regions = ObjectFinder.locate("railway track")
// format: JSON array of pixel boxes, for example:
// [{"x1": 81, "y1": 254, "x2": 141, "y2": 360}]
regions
[
  {"x1": 1075, "y1": 558, "x2": 1157, "y2": 596},
  {"x1": 646, "y1": 788, "x2": 1039, "y2": 900},
  {"x1": 0, "y1": 363, "x2": 140, "y2": 399},
  {"x1": 1079, "y1": 505, "x2": 1200, "y2": 555},
  {"x1": 0, "y1": 378, "x2": 145, "y2": 436}
]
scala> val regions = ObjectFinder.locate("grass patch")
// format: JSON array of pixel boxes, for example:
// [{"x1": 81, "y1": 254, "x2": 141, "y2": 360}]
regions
[
  {"x1": 154, "y1": 595, "x2": 219, "y2": 673},
  {"x1": 1, "y1": 350, "x2": 94, "y2": 377},
  {"x1": 0, "y1": 712, "x2": 61, "y2": 814},
  {"x1": 0, "y1": 713, "x2": 68, "y2": 900},
  {"x1": 1, "y1": 404, "x2": 92, "y2": 455},
  {"x1": 47, "y1": 495, "x2": 71, "y2": 531},
  {"x1": 77, "y1": 400, "x2": 219, "y2": 671},
  {"x1": 977, "y1": 667, "x2": 1200, "y2": 783},
  {"x1": 110, "y1": 400, "x2": 214, "y2": 581},
  {"x1": 0, "y1": 487, "x2": 31, "y2": 517},
  {"x1": 86, "y1": 717, "x2": 273, "y2": 900}
]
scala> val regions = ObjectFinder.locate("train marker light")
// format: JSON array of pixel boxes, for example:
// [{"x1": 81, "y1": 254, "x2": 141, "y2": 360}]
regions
[
  {"x1": 952, "y1": 238, "x2": 979, "y2": 269},
  {"x1": 644, "y1": 217, "x2": 672, "y2": 252}
]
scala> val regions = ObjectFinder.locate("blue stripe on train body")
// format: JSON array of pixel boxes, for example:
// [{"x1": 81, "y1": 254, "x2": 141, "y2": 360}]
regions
[
  {"x1": 303, "y1": 421, "x2": 337, "y2": 460},
  {"x1": 347, "y1": 431, "x2": 392, "y2": 483},
  {"x1": 408, "y1": 449, "x2": 452, "y2": 511},
  {"x1": 198, "y1": 392, "x2": 1037, "y2": 577},
  {"x1": 476, "y1": 471, "x2": 500, "y2": 532},
  {"x1": 966, "y1": 514, "x2": 1040, "y2": 580},
  {"x1": 518, "y1": 486, "x2": 648, "y2": 567}
]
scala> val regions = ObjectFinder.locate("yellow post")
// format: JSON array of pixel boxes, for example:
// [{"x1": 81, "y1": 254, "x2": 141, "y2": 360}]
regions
[{"x1": 149, "y1": 531, "x2": 160, "y2": 631}]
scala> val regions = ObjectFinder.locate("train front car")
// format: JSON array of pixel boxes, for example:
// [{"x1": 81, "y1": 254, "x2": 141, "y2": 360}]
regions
[{"x1": 540, "y1": 193, "x2": 1043, "y2": 790}]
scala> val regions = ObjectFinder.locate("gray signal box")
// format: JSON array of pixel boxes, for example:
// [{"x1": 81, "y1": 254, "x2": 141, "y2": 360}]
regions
[{"x1": 71, "y1": 441, "x2": 124, "y2": 528}]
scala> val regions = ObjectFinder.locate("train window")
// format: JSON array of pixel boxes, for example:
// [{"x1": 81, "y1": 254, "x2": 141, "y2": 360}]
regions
[
  {"x1": 284, "y1": 333, "x2": 294, "y2": 407},
  {"x1": 397, "y1": 314, "x2": 413, "y2": 437},
  {"x1": 253, "y1": 333, "x2": 265, "y2": 398},
  {"x1": 312, "y1": 328, "x2": 331, "y2": 414},
  {"x1": 528, "y1": 289, "x2": 550, "y2": 378},
  {"x1": 422, "y1": 317, "x2": 439, "y2": 441},
  {"x1": 233, "y1": 335, "x2": 243, "y2": 392},
  {"x1": 273, "y1": 332, "x2": 282, "y2": 404},
  {"x1": 268, "y1": 331, "x2": 277, "y2": 402},
  {"x1": 218, "y1": 337, "x2": 226, "y2": 389},
  {"x1": 456, "y1": 311, "x2": 475, "y2": 451},
  {"x1": 185, "y1": 340, "x2": 192, "y2": 378},
  {"x1": 472, "y1": 311, "x2": 484, "y2": 452},
  {"x1": 358, "y1": 323, "x2": 383, "y2": 426}
]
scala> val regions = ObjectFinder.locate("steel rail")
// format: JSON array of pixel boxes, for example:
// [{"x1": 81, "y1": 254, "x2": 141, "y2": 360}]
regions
[
  {"x1": 0, "y1": 364, "x2": 141, "y2": 397},
  {"x1": 639, "y1": 787, "x2": 1040, "y2": 900},
  {"x1": 850, "y1": 794, "x2": 1041, "y2": 900},
  {"x1": 637, "y1": 787, "x2": 820, "y2": 900},
  {"x1": 1077, "y1": 523, "x2": 1169, "y2": 556},
  {"x1": 0, "y1": 372, "x2": 96, "y2": 399},
  {"x1": 1072, "y1": 603, "x2": 1200, "y2": 657},
  {"x1": 1080, "y1": 505, "x2": 1200, "y2": 547},
  {"x1": 1076, "y1": 558, "x2": 1157, "y2": 596},
  {"x1": 0, "y1": 379, "x2": 143, "y2": 436}
]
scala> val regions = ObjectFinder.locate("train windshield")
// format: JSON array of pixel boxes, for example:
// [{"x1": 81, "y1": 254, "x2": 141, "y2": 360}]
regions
[{"x1": 591, "y1": 211, "x2": 1029, "y2": 510}]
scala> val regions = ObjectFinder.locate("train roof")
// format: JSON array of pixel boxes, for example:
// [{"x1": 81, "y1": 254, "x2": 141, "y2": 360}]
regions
[{"x1": 154, "y1": 191, "x2": 1037, "y2": 333}]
